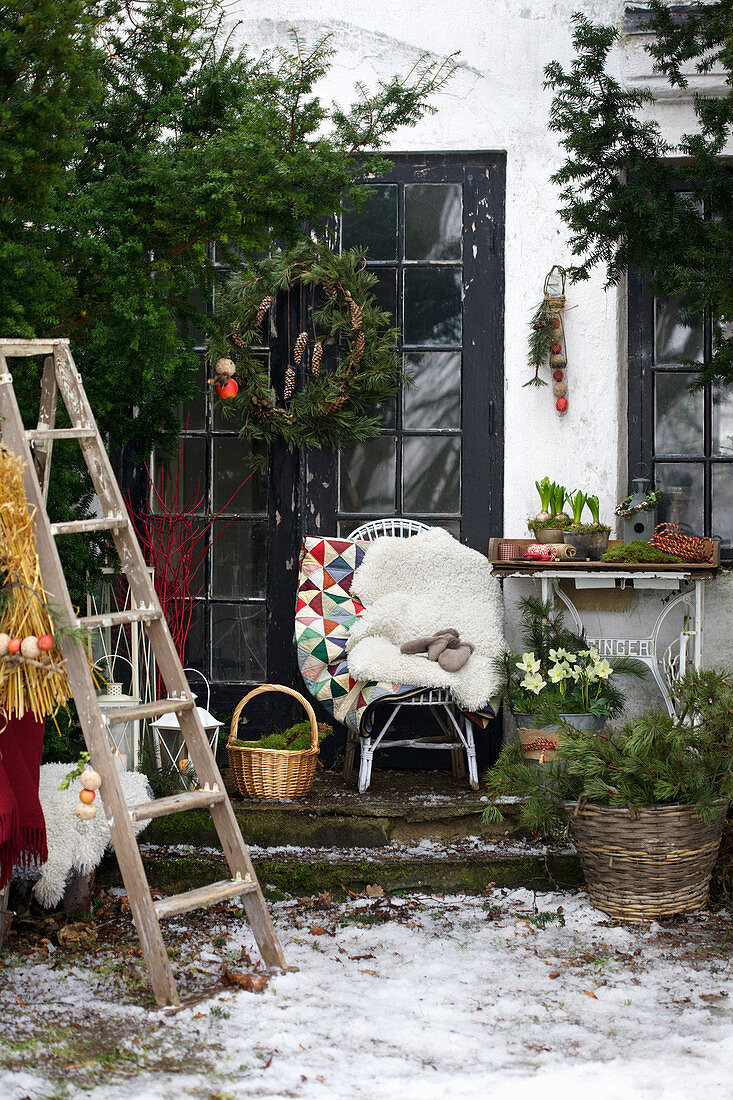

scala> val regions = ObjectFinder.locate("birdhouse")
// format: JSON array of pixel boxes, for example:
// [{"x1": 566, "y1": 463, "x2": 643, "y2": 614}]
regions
[{"x1": 623, "y1": 478, "x2": 658, "y2": 542}]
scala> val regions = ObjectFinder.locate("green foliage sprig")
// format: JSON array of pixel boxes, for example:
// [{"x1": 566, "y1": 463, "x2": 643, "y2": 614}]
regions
[
  {"x1": 210, "y1": 240, "x2": 407, "y2": 450},
  {"x1": 484, "y1": 668, "x2": 733, "y2": 830},
  {"x1": 545, "y1": 6, "x2": 733, "y2": 388},
  {"x1": 58, "y1": 750, "x2": 90, "y2": 790}
]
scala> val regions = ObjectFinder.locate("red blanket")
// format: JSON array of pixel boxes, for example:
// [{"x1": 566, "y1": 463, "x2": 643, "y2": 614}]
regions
[{"x1": 0, "y1": 712, "x2": 47, "y2": 889}]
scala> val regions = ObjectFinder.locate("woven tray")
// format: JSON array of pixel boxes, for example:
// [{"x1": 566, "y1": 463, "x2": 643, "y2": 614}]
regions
[
  {"x1": 228, "y1": 684, "x2": 320, "y2": 800},
  {"x1": 565, "y1": 800, "x2": 727, "y2": 921}
]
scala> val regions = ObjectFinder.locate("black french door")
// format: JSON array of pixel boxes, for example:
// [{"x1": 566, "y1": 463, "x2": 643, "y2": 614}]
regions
[{"x1": 304, "y1": 154, "x2": 506, "y2": 552}]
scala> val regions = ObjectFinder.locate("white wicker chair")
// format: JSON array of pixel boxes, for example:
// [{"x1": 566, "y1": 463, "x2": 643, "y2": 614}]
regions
[{"x1": 345, "y1": 520, "x2": 479, "y2": 792}]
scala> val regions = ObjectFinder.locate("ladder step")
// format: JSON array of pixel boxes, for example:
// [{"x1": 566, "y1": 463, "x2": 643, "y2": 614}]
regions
[
  {"x1": 129, "y1": 788, "x2": 225, "y2": 822},
  {"x1": 101, "y1": 697, "x2": 194, "y2": 725},
  {"x1": 27, "y1": 427, "x2": 96, "y2": 441},
  {"x1": 154, "y1": 877, "x2": 258, "y2": 920},
  {"x1": 0, "y1": 339, "x2": 67, "y2": 356},
  {"x1": 81, "y1": 608, "x2": 160, "y2": 630},
  {"x1": 50, "y1": 515, "x2": 129, "y2": 536}
]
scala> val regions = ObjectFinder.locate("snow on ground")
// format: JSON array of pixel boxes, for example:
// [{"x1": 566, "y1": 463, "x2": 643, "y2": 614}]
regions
[{"x1": 1, "y1": 887, "x2": 732, "y2": 1100}]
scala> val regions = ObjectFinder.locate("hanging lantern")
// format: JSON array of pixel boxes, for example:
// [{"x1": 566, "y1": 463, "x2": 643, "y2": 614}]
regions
[{"x1": 98, "y1": 683, "x2": 140, "y2": 771}]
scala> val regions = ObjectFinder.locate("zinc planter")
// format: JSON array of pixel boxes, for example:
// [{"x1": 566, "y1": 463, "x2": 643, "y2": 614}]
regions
[
  {"x1": 514, "y1": 712, "x2": 606, "y2": 764},
  {"x1": 531, "y1": 526, "x2": 567, "y2": 545},
  {"x1": 564, "y1": 800, "x2": 728, "y2": 921},
  {"x1": 562, "y1": 529, "x2": 610, "y2": 560}
]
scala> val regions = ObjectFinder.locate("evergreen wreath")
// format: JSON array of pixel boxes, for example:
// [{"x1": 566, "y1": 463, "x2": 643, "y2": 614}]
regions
[{"x1": 209, "y1": 239, "x2": 406, "y2": 450}]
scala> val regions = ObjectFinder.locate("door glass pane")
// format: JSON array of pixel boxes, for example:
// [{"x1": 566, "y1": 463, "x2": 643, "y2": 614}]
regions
[
  {"x1": 173, "y1": 356, "x2": 207, "y2": 431},
  {"x1": 152, "y1": 438, "x2": 207, "y2": 514},
  {"x1": 654, "y1": 296, "x2": 703, "y2": 365},
  {"x1": 183, "y1": 601, "x2": 206, "y2": 672},
  {"x1": 341, "y1": 185, "x2": 398, "y2": 260},
  {"x1": 211, "y1": 603, "x2": 266, "y2": 681},
  {"x1": 212, "y1": 437, "x2": 267, "y2": 513},
  {"x1": 371, "y1": 268, "x2": 398, "y2": 322},
  {"x1": 403, "y1": 437, "x2": 461, "y2": 513},
  {"x1": 213, "y1": 353, "x2": 268, "y2": 430},
  {"x1": 340, "y1": 437, "x2": 396, "y2": 513},
  {"x1": 712, "y1": 386, "x2": 733, "y2": 456},
  {"x1": 654, "y1": 373, "x2": 703, "y2": 454},
  {"x1": 655, "y1": 463, "x2": 704, "y2": 533},
  {"x1": 405, "y1": 184, "x2": 462, "y2": 260},
  {"x1": 404, "y1": 352, "x2": 461, "y2": 429},
  {"x1": 712, "y1": 465, "x2": 733, "y2": 549},
  {"x1": 403, "y1": 269, "x2": 462, "y2": 346},
  {"x1": 211, "y1": 519, "x2": 267, "y2": 599}
]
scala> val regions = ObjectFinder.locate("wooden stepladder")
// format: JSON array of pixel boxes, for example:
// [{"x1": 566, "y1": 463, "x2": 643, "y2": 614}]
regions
[{"x1": 0, "y1": 339, "x2": 286, "y2": 1006}]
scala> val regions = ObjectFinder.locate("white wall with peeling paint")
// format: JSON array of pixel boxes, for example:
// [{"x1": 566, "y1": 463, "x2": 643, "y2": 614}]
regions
[{"x1": 227, "y1": 0, "x2": 733, "y2": 695}]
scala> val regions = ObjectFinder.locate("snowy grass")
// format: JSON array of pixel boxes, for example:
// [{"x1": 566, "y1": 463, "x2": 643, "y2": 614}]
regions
[{"x1": 1, "y1": 888, "x2": 732, "y2": 1099}]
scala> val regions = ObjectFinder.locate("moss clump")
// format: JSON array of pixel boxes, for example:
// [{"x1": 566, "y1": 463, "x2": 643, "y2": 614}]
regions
[
  {"x1": 232, "y1": 720, "x2": 331, "y2": 752},
  {"x1": 567, "y1": 522, "x2": 610, "y2": 533},
  {"x1": 528, "y1": 513, "x2": 571, "y2": 532},
  {"x1": 601, "y1": 540, "x2": 682, "y2": 564}
]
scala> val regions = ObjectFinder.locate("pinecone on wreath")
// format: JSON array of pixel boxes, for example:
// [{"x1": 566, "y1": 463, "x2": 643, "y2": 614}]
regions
[{"x1": 284, "y1": 366, "x2": 296, "y2": 399}]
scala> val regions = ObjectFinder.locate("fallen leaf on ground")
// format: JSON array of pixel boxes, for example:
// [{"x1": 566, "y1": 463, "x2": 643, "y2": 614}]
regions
[
  {"x1": 360, "y1": 969, "x2": 378, "y2": 976},
  {"x1": 549, "y1": 971, "x2": 561, "y2": 979},
  {"x1": 349, "y1": 954, "x2": 375, "y2": 961},
  {"x1": 309, "y1": 926, "x2": 334, "y2": 937},
  {"x1": 365, "y1": 885, "x2": 384, "y2": 898},
  {"x1": 58, "y1": 923, "x2": 98, "y2": 948},
  {"x1": 221, "y1": 968, "x2": 269, "y2": 993},
  {"x1": 583, "y1": 990, "x2": 598, "y2": 999}
]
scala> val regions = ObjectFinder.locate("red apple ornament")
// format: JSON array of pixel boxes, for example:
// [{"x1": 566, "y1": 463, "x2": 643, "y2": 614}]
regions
[
  {"x1": 37, "y1": 634, "x2": 54, "y2": 652},
  {"x1": 556, "y1": 397, "x2": 569, "y2": 413},
  {"x1": 215, "y1": 378, "x2": 238, "y2": 400},
  {"x1": 8, "y1": 637, "x2": 21, "y2": 655}
]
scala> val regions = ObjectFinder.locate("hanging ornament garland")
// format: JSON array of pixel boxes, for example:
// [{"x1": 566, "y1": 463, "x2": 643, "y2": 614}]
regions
[
  {"x1": 525, "y1": 265, "x2": 571, "y2": 416},
  {"x1": 208, "y1": 240, "x2": 405, "y2": 450}
]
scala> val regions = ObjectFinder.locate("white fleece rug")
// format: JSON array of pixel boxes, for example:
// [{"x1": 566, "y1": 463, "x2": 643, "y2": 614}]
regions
[
  {"x1": 347, "y1": 527, "x2": 505, "y2": 711},
  {"x1": 16, "y1": 763, "x2": 152, "y2": 907}
]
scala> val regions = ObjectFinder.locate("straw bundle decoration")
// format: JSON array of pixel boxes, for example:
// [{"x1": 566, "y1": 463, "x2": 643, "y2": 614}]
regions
[
  {"x1": 228, "y1": 684, "x2": 320, "y2": 800},
  {"x1": 0, "y1": 446, "x2": 72, "y2": 720}
]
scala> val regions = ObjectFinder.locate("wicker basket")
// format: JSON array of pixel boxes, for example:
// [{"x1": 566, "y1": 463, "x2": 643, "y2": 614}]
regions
[
  {"x1": 228, "y1": 684, "x2": 320, "y2": 800},
  {"x1": 565, "y1": 800, "x2": 728, "y2": 921}
]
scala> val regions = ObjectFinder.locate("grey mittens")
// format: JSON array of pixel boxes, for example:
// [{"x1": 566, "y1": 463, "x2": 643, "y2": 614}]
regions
[{"x1": 400, "y1": 628, "x2": 475, "y2": 671}]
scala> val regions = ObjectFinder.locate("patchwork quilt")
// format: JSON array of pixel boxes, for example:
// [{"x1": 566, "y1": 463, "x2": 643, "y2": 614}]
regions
[
  {"x1": 295, "y1": 535, "x2": 494, "y2": 736},
  {"x1": 295, "y1": 536, "x2": 415, "y2": 733}
]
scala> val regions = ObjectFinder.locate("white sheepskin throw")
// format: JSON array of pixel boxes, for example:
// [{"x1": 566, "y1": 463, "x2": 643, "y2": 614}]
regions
[
  {"x1": 23, "y1": 763, "x2": 152, "y2": 908},
  {"x1": 347, "y1": 527, "x2": 505, "y2": 710}
]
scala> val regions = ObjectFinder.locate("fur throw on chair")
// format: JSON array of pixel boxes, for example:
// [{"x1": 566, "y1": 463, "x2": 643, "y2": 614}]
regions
[{"x1": 347, "y1": 527, "x2": 504, "y2": 711}]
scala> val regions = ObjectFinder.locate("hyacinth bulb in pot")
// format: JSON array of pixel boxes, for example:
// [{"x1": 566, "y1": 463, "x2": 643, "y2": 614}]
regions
[
  {"x1": 484, "y1": 668, "x2": 733, "y2": 920},
  {"x1": 528, "y1": 479, "x2": 570, "y2": 543},
  {"x1": 496, "y1": 598, "x2": 648, "y2": 763},
  {"x1": 562, "y1": 492, "x2": 610, "y2": 560}
]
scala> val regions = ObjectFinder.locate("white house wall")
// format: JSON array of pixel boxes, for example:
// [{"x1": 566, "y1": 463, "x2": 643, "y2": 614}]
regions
[{"x1": 228, "y1": 1, "x2": 733, "y2": 704}]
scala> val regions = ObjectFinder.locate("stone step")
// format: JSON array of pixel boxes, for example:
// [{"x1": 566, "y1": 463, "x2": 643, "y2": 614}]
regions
[
  {"x1": 144, "y1": 769, "x2": 525, "y2": 851},
  {"x1": 98, "y1": 839, "x2": 582, "y2": 901}
]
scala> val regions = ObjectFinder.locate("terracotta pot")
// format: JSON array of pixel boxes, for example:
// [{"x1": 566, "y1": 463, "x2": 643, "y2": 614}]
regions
[
  {"x1": 514, "y1": 712, "x2": 606, "y2": 764},
  {"x1": 563, "y1": 529, "x2": 610, "y2": 560}
]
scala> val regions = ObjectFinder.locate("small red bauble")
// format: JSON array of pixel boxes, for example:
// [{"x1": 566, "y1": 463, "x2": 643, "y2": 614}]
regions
[
  {"x1": 553, "y1": 370, "x2": 564, "y2": 382},
  {"x1": 550, "y1": 342, "x2": 562, "y2": 355},
  {"x1": 552, "y1": 316, "x2": 561, "y2": 328},
  {"x1": 7, "y1": 637, "x2": 21, "y2": 655},
  {"x1": 37, "y1": 634, "x2": 54, "y2": 652},
  {"x1": 556, "y1": 397, "x2": 569, "y2": 413},
  {"x1": 215, "y1": 378, "x2": 239, "y2": 400}
]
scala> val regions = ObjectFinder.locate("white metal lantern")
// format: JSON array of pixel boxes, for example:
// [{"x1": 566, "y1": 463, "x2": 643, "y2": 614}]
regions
[
  {"x1": 98, "y1": 683, "x2": 141, "y2": 771},
  {"x1": 151, "y1": 668, "x2": 222, "y2": 788}
]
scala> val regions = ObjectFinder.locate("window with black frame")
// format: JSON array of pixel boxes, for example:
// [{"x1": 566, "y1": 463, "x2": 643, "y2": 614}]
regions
[{"x1": 629, "y1": 282, "x2": 733, "y2": 557}]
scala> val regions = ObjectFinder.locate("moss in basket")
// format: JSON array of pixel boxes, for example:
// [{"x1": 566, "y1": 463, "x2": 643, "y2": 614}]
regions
[
  {"x1": 527, "y1": 513, "x2": 571, "y2": 532},
  {"x1": 482, "y1": 667, "x2": 733, "y2": 834},
  {"x1": 601, "y1": 540, "x2": 682, "y2": 564},
  {"x1": 232, "y1": 720, "x2": 332, "y2": 751}
]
